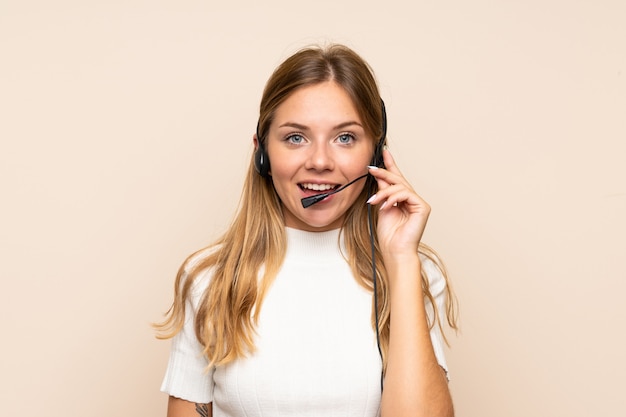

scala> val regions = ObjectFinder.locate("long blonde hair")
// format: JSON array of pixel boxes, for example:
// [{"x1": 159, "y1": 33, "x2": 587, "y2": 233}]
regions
[{"x1": 155, "y1": 44, "x2": 458, "y2": 371}]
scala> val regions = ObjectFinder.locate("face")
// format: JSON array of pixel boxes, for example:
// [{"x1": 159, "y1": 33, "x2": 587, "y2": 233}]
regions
[{"x1": 262, "y1": 81, "x2": 375, "y2": 232}]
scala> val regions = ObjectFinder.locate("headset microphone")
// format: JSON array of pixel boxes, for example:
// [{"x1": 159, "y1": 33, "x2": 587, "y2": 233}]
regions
[{"x1": 300, "y1": 174, "x2": 369, "y2": 208}]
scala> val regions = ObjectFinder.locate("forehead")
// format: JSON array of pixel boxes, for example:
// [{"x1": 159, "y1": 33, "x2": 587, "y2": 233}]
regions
[{"x1": 273, "y1": 81, "x2": 362, "y2": 126}]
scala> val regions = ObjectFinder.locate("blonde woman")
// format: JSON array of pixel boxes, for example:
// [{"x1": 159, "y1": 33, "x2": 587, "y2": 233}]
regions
[{"x1": 156, "y1": 44, "x2": 458, "y2": 417}]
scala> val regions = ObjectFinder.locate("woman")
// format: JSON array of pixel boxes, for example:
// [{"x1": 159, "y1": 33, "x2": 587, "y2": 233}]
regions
[{"x1": 157, "y1": 44, "x2": 458, "y2": 417}]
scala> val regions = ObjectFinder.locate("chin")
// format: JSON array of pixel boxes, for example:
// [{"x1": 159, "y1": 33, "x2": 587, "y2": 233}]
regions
[{"x1": 285, "y1": 214, "x2": 343, "y2": 232}]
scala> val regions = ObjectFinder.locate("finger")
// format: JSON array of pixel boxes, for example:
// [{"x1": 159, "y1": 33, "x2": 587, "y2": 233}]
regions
[
  {"x1": 367, "y1": 166, "x2": 392, "y2": 192},
  {"x1": 382, "y1": 191, "x2": 430, "y2": 215},
  {"x1": 382, "y1": 189, "x2": 425, "y2": 211},
  {"x1": 367, "y1": 164, "x2": 410, "y2": 191},
  {"x1": 366, "y1": 183, "x2": 424, "y2": 210}
]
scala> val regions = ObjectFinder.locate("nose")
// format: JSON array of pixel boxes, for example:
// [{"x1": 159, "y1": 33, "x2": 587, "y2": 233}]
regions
[{"x1": 304, "y1": 141, "x2": 334, "y2": 172}]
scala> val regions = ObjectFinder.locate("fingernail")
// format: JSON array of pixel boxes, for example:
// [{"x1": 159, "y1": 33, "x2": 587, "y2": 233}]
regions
[
  {"x1": 366, "y1": 194, "x2": 376, "y2": 204},
  {"x1": 379, "y1": 201, "x2": 387, "y2": 210},
  {"x1": 367, "y1": 165, "x2": 379, "y2": 170}
]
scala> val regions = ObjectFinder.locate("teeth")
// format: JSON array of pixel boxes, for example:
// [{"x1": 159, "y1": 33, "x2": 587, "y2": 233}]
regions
[{"x1": 301, "y1": 183, "x2": 335, "y2": 191}]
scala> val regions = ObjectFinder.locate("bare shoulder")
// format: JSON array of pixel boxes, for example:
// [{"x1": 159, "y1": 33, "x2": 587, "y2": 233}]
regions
[{"x1": 167, "y1": 396, "x2": 212, "y2": 417}]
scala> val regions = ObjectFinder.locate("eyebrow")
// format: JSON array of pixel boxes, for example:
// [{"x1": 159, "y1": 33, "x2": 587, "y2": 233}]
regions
[{"x1": 278, "y1": 121, "x2": 363, "y2": 131}]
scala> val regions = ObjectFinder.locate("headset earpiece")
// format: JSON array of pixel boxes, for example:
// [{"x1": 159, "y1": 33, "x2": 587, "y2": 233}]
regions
[
  {"x1": 254, "y1": 143, "x2": 270, "y2": 178},
  {"x1": 254, "y1": 122, "x2": 271, "y2": 178},
  {"x1": 370, "y1": 99, "x2": 388, "y2": 168}
]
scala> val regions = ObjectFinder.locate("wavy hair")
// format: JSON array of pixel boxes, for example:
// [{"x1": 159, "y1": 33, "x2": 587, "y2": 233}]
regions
[{"x1": 155, "y1": 44, "x2": 458, "y2": 371}]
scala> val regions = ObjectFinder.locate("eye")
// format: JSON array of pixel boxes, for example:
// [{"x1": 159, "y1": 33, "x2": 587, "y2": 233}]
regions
[
  {"x1": 336, "y1": 133, "x2": 355, "y2": 144},
  {"x1": 286, "y1": 134, "x2": 305, "y2": 144}
]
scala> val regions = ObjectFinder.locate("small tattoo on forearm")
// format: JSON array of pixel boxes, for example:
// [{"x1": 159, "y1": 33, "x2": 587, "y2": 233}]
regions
[{"x1": 195, "y1": 403, "x2": 209, "y2": 417}]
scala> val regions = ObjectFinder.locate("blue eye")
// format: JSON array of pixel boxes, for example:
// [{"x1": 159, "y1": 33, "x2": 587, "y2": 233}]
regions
[
  {"x1": 337, "y1": 133, "x2": 354, "y2": 144},
  {"x1": 287, "y1": 134, "x2": 305, "y2": 144}
]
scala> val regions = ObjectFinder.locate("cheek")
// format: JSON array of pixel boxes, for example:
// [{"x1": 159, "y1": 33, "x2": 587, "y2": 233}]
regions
[
  {"x1": 269, "y1": 163, "x2": 293, "y2": 184},
  {"x1": 269, "y1": 164, "x2": 298, "y2": 200},
  {"x1": 341, "y1": 154, "x2": 372, "y2": 178},
  {"x1": 266, "y1": 144, "x2": 295, "y2": 179}
]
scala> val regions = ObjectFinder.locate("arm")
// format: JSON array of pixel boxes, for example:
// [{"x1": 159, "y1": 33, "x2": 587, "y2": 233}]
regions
[
  {"x1": 382, "y1": 255, "x2": 453, "y2": 417},
  {"x1": 167, "y1": 396, "x2": 212, "y2": 417},
  {"x1": 367, "y1": 149, "x2": 454, "y2": 417}
]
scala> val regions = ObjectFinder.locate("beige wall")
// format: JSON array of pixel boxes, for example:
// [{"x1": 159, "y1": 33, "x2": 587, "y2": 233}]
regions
[{"x1": 1, "y1": 1, "x2": 624, "y2": 416}]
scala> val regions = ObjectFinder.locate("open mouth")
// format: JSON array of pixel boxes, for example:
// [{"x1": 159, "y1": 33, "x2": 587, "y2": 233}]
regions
[{"x1": 298, "y1": 183, "x2": 339, "y2": 193}]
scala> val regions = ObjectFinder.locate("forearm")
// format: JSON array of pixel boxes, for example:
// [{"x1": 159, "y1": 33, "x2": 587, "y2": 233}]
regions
[{"x1": 380, "y1": 255, "x2": 453, "y2": 417}]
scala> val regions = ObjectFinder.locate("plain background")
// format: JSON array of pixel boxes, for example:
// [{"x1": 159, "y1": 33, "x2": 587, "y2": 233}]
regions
[{"x1": 1, "y1": 1, "x2": 624, "y2": 416}]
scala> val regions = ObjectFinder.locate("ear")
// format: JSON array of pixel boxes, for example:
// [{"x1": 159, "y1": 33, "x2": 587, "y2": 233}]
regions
[{"x1": 253, "y1": 133, "x2": 260, "y2": 149}]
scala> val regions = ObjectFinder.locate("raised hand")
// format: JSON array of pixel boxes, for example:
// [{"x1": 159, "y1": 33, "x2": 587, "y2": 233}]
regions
[{"x1": 366, "y1": 148, "x2": 431, "y2": 262}]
